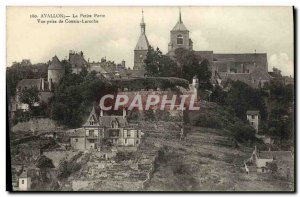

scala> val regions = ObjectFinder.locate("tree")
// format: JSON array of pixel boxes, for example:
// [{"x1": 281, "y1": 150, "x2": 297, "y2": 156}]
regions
[
  {"x1": 144, "y1": 46, "x2": 179, "y2": 77},
  {"x1": 19, "y1": 86, "x2": 40, "y2": 110},
  {"x1": 174, "y1": 48, "x2": 212, "y2": 90},
  {"x1": 225, "y1": 80, "x2": 267, "y2": 121},
  {"x1": 49, "y1": 68, "x2": 116, "y2": 127},
  {"x1": 210, "y1": 85, "x2": 227, "y2": 105}
]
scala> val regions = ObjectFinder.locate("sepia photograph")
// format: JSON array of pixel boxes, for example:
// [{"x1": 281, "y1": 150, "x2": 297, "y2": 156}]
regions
[{"x1": 6, "y1": 6, "x2": 295, "y2": 192}]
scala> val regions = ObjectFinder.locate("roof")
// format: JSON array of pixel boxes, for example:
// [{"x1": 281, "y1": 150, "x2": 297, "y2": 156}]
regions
[
  {"x1": 135, "y1": 33, "x2": 150, "y2": 50},
  {"x1": 16, "y1": 79, "x2": 42, "y2": 91},
  {"x1": 259, "y1": 151, "x2": 293, "y2": 160},
  {"x1": 69, "y1": 52, "x2": 88, "y2": 68},
  {"x1": 213, "y1": 53, "x2": 267, "y2": 65},
  {"x1": 83, "y1": 106, "x2": 128, "y2": 128},
  {"x1": 250, "y1": 67, "x2": 271, "y2": 81},
  {"x1": 48, "y1": 56, "x2": 63, "y2": 70},
  {"x1": 246, "y1": 110, "x2": 260, "y2": 115},
  {"x1": 194, "y1": 51, "x2": 214, "y2": 63},
  {"x1": 171, "y1": 20, "x2": 188, "y2": 32},
  {"x1": 19, "y1": 169, "x2": 28, "y2": 178},
  {"x1": 99, "y1": 116, "x2": 128, "y2": 128}
]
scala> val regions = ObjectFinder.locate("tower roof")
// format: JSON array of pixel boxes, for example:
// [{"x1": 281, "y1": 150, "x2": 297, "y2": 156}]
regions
[
  {"x1": 135, "y1": 10, "x2": 150, "y2": 50},
  {"x1": 135, "y1": 34, "x2": 150, "y2": 50},
  {"x1": 171, "y1": 9, "x2": 189, "y2": 32},
  {"x1": 48, "y1": 56, "x2": 63, "y2": 70}
]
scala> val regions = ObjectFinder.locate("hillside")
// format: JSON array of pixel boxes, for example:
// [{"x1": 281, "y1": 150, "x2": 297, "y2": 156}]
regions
[
  {"x1": 144, "y1": 126, "x2": 293, "y2": 191},
  {"x1": 138, "y1": 102, "x2": 294, "y2": 191}
]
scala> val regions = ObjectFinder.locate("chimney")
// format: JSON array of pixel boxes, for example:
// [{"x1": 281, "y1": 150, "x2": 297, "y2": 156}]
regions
[
  {"x1": 123, "y1": 108, "x2": 127, "y2": 119},
  {"x1": 41, "y1": 78, "x2": 45, "y2": 91},
  {"x1": 100, "y1": 108, "x2": 103, "y2": 117},
  {"x1": 49, "y1": 79, "x2": 52, "y2": 91},
  {"x1": 122, "y1": 60, "x2": 125, "y2": 67}
]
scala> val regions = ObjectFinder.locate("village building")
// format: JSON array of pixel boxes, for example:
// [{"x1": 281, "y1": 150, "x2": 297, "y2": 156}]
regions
[
  {"x1": 246, "y1": 110, "x2": 260, "y2": 133},
  {"x1": 167, "y1": 9, "x2": 193, "y2": 56},
  {"x1": 18, "y1": 168, "x2": 31, "y2": 191},
  {"x1": 48, "y1": 55, "x2": 65, "y2": 85},
  {"x1": 68, "y1": 50, "x2": 89, "y2": 74},
  {"x1": 128, "y1": 9, "x2": 272, "y2": 88},
  {"x1": 70, "y1": 107, "x2": 143, "y2": 151},
  {"x1": 10, "y1": 78, "x2": 53, "y2": 115},
  {"x1": 247, "y1": 147, "x2": 294, "y2": 179},
  {"x1": 133, "y1": 10, "x2": 150, "y2": 71}
]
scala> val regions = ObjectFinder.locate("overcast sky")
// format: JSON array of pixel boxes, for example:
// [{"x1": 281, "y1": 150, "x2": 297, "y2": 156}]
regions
[{"x1": 7, "y1": 6, "x2": 294, "y2": 76}]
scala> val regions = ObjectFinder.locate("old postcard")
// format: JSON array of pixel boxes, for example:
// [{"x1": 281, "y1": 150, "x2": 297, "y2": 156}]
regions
[{"x1": 6, "y1": 6, "x2": 295, "y2": 192}]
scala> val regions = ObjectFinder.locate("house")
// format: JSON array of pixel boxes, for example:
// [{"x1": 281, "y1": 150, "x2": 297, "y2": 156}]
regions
[
  {"x1": 69, "y1": 50, "x2": 89, "y2": 74},
  {"x1": 12, "y1": 78, "x2": 53, "y2": 113},
  {"x1": 18, "y1": 168, "x2": 31, "y2": 191},
  {"x1": 70, "y1": 107, "x2": 143, "y2": 151},
  {"x1": 248, "y1": 147, "x2": 294, "y2": 178},
  {"x1": 246, "y1": 110, "x2": 260, "y2": 133}
]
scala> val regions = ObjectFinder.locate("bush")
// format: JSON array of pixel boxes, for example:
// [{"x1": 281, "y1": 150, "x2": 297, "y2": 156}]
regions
[
  {"x1": 229, "y1": 122, "x2": 256, "y2": 143},
  {"x1": 195, "y1": 115, "x2": 222, "y2": 129}
]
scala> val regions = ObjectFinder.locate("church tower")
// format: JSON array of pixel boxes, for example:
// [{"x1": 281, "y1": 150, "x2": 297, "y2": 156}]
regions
[
  {"x1": 168, "y1": 9, "x2": 193, "y2": 56},
  {"x1": 133, "y1": 10, "x2": 150, "y2": 70}
]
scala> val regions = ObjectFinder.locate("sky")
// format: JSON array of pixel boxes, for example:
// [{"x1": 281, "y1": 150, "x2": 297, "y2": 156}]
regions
[{"x1": 6, "y1": 6, "x2": 294, "y2": 76}]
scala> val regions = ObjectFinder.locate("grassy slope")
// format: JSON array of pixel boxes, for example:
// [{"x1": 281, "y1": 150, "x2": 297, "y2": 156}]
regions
[
  {"x1": 145, "y1": 126, "x2": 293, "y2": 191},
  {"x1": 143, "y1": 102, "x2": 293, "y2": 191}
]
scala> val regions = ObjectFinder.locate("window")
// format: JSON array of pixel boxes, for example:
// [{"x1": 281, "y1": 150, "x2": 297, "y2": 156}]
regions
[
  {"x1": 252, "y1": 115, "x2": 255, "y2": 119},
  {"x1": 89, "y1": 130, "x2": 94, "y2": 137},
  {"x1": 177, "y1": 34, "x2": 183, "y2": 45},
  {"x1": 112, "y1": 121, "x2": 118, "y2": 128},
  {"x1": 125, "y1": 139, "x2": 128, "y2": 144},
  {"x1": 75, "y1": 139, "x2": 78, "y2": 142},
  {"x1": 22, "y1": 180, "x2": 24, "y2": 184},
  {"x1": 127, "y1": 131, "x2": 131, "y2": 137}
]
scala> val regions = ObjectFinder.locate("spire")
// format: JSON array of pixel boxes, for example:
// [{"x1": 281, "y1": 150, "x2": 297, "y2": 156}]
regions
[
  {"x1": 179, "y1": 7, "x2": 182, "y2": 23},
  {"x1": 140, "y1": 9, "x2": 146, "y2": 34},
  {"x1": 171, "y1": 8, "x2": 188, "y2": 32},
  {"x1": 135, "y1": 9, "x2": 150, "y2": 50},
  {"x1": 141, "y1": 9, "x2": 144, "y2": 23}
]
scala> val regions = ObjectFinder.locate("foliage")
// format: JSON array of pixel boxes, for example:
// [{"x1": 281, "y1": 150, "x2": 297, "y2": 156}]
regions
[
  {"x1": 174, "y1": 48, "x2": 212, "y2": 90},
  {"x1": 225, "y1": 80, "x2": 267, "y2": 121},
  {"x1": 144, "y1": 110, "x2": 155, "y2": 121},
  {"x1": 50, "y1": 67, "x2": 116, "y2": 127},
  {"x1": 19, "y1": 86, "x2": 40, "y2": 110},
  {"x1": 210, "y1": 85, "x2": 227, "y2": 105},
  {"x1": 57, "y1": 152, "x2": 84, "y2": 180},
  {"x1": 265, "y1": 79, "x2": 294, "y2": 140},
  {"x1": 112, "y1": 77, "x2": 189, "y2": 90},
  {"x1": 6, "y1": 60, "x2": 47, "y2": 98},
  {"x1": 143, "y1": 47, "x2": 212, "y2": 90},
  {"x1": 144, "y1": 46, "x2": 179, "y2": 77},
  {"x1": 267, "y1": 162, "x2": 278, "y2": 173},
  {"x1": 36, "y1": 155, "x2": 55, "y2": 169},
  {"x1": 228, "y1": 122, "x2": 256, "y2": 143}
]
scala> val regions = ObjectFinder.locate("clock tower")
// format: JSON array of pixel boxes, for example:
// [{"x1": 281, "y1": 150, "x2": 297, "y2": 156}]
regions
[{"x1": 133, "y1": 10, "x2": 150, "y2": 70}]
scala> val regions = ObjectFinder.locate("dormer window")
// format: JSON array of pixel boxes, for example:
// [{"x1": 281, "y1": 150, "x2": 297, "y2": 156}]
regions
[
  {"x1": 112, "y1": 121, "x2": 118, "y2": 128},
  {"x1": 177, "y1": 34, "x2": 183, "y2": 45}
]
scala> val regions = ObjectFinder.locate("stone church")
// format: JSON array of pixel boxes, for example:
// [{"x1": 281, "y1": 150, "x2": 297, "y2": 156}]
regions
[{"x1": 133, "y1": 9, "x2": 271, "y2": 88}]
